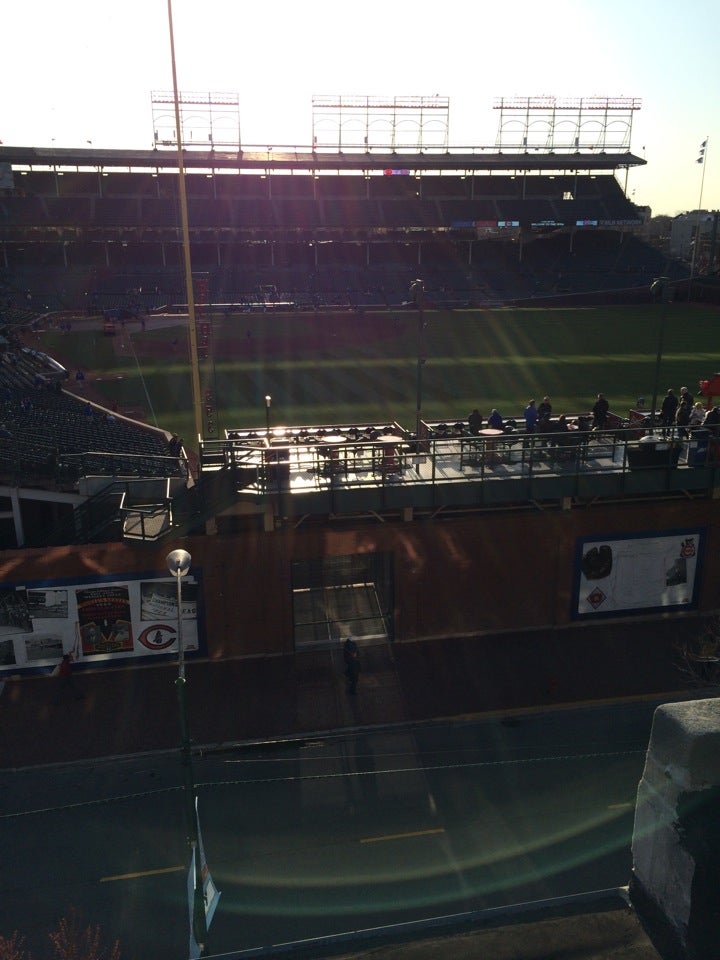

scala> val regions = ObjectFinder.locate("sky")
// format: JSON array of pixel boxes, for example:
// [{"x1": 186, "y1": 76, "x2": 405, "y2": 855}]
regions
[{"x1": 2, "y1": 0, "x2": 718, "y2": 217}]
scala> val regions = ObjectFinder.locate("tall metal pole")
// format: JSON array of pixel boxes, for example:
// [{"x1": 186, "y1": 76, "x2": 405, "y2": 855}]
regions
[
  {"x1": 410, "y1": 280, "x2": 426, "y2": 448},
  {"x1": 167, "y1": 0, "x2": 204, "y2": 444},
  {"x1": 416, "y1": 305, "x2": 425, "y2": 446},
  {"x1": 688, "y1": 136, "x2": 709, "y2": 302},
  {"x1": 167, "y1": 549, "x2": 207, "y2": 956},
  {"x1": 650, "y1": 278, "x2": 669, "y2": 434}
]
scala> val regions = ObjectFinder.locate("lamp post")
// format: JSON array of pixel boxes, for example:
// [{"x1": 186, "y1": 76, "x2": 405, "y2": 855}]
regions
[
  {"x1": 409, "y1": 279, "x2": 426, "y2": 450},
  {"x1": 265, "y1": 394, "x2": 272, "y2": 438},
  {"x1": 649, "y1": 277, "x2": 670, "y2": 434},
  {"x1": 166, "y1": 548, "x2": 207, "y2": 955}
]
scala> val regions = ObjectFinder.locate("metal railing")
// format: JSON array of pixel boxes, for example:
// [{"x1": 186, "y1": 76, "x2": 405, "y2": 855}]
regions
[{"x1": 199, "y1": 425, "x2": 720, "y2": 509}]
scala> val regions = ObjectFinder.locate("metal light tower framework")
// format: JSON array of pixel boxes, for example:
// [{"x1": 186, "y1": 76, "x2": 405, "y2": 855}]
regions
[
  {"x1": 493, "y1": 96, "x2": 642, "y2": 154},
  {"x1": 312, "y1": 95, "x2": 449, "y2": 152},
  {"x1": 152, "y1": 90, "x2": 241, "y2": 149}
]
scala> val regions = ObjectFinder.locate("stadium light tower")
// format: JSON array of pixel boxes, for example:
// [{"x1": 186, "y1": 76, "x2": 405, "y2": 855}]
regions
[{"x1": 166, "y1": 0, "x2": 204, "y2": 445}]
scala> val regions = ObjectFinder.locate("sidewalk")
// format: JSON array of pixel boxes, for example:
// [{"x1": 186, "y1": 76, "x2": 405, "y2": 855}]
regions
[
  {"x1": 0, "y1": 618, "x2": 707, "y2": 770},
  {"x1": 249, "y1": 894, "x2": 664, "y2": 960}
]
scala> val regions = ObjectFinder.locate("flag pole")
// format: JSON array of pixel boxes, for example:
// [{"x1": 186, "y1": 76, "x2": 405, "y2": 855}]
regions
[{"x1": 688, "y1": 137, "x2": 709, "y2": 301}]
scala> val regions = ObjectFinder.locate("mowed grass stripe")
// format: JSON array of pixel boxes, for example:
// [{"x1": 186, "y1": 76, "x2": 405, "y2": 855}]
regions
[
  {"x1": 39, "y1": 304, "x2": 720, "y2": 444},
  {"x1": 111, "y1": 352, "x2": 720, "y2": 428},
  {"x1": 127, "y1": 350, "x2": 720, "y2": 377}
]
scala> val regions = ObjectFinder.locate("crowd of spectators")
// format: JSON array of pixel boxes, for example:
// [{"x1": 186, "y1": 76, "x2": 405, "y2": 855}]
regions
[{"x1": 466, "y1": 385, "x2": 720, "y2": 450}]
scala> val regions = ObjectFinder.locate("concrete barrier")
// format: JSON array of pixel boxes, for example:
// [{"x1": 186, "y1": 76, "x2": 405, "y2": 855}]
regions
[{"x1": 630, "y1": 698, "x2": 720, "y2": 959}]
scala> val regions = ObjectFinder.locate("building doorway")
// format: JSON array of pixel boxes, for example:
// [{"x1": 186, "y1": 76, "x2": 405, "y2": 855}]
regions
[{"x1": 292, "y1": 553, "x2": 393, "y2": 648}]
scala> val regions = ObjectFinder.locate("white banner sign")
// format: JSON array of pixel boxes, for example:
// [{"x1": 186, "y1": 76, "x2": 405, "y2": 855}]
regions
[
  {"x1": 0, "y1": 572, "x2": 202, "y2": 674},
  {"x1": 575, "y1": 530, "x2": 703, "y2": 617}
]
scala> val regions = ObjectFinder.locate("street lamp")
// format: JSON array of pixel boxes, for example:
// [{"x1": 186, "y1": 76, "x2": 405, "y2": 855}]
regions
[
  {"x1": 649, "y1": 277, "x2": 670, "y2": 435},
  {"x1": 166, "y1": 548, "x2": 207, "y2": 955},
  {"x1": 409, "y1": 279, "x2": 426, "y2": 451},
  {"x1": 265, "y1": 394, "x2": 272, "y2": 438}
]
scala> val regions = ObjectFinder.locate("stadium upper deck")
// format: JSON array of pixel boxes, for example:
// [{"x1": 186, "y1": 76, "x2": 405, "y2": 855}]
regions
[
  {"x1": 0, "y1": 142, "x2": 644, "y2": 225},
  {"x1": 0, "y1": 143, "x2": 645, "y2": 174}
]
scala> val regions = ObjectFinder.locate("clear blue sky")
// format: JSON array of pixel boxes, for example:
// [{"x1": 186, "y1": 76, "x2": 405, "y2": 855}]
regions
[{"x1": 3, "y1": 0, "x2": 717, "y2": 216}]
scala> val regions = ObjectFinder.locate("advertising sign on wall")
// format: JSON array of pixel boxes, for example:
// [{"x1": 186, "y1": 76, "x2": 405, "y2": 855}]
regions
[
  {"x1": 0, "y1": 571, "x2": 202, "y2": 675},
  {"x1": 573, "y1": 529, "x2": 704, "y2": 619}
]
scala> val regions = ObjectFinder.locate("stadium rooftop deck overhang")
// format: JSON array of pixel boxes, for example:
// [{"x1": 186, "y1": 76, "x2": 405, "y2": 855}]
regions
[
  {"x1": 198, "y1": 423, "x2": 719, "y2": 531},
  {"x1": 0, "y1": 144, "x2": 646, "y2": 175}
]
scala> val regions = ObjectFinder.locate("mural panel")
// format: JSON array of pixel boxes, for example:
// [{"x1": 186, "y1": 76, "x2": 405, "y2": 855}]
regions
[{"x1": 0, "y1": 572, "x2": 202, "y2": 674}]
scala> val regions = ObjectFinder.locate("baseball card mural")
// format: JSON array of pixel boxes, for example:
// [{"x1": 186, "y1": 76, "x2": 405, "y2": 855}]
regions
[
  {"x1": 574, "y1": 529, "x2": 704, "y2": 618},
  {"x1": 76, "y1": 586, "x2": 133, "y2": 653},
  {"x1": 0, "y1": 570, "x2": 203, "y2": 675}
]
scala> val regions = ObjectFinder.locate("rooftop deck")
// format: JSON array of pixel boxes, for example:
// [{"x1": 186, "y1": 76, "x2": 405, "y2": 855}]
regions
[{"x1": 199, "y1": 418, "x2": 720, "y2": 518}]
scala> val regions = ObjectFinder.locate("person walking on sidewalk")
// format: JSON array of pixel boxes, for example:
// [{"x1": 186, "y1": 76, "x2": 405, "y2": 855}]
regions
[
  {"x1": 343, "y1": 637, "x2": 361, "y2": 695},
  {"x1": 52, "y1": 653, "x2": 84, "y2": 705}
]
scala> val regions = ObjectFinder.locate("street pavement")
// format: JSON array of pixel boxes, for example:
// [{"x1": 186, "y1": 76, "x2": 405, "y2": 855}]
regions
[{"x1": 2, "y1": 616, "x2": 704, "y2": 959}]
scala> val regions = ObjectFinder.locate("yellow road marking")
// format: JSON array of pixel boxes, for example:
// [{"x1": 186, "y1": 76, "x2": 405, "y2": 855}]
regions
[
  {"x1": 607, "y1": 802, "x2": 634, "y2": 810},
  {"x1": 360, "y1": 827, "x2": 445, "y2": 845},
  {"x1": 100, "y1": 865, "x2": 185, "y2": 883}
]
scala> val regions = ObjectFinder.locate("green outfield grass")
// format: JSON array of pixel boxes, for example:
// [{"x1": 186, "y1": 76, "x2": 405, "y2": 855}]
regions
[{"x1": 39, "y1": 303, "x2": 720, "y2": 450}]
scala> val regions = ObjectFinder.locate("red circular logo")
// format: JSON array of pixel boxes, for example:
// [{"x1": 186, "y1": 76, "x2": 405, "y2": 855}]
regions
[{"x1": 138, "y1": 624, "x2": 176, "y2": 650}]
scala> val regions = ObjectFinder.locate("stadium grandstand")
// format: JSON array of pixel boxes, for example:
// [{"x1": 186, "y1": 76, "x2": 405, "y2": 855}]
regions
[
  {"x1": 1, "y1": 92, "x2": 691, "y2": 317},
  {"x1": 1, "y1": 142, "x2": 675, "y2": 313}
]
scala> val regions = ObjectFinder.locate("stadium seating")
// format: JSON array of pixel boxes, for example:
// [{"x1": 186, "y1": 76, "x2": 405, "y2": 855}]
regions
[
  {"x1": 0, "y1": 350, "x2": 179, "y2": 486},
  {"x1": 1, "y1": 162, "x2": 662, "y2": 311}
]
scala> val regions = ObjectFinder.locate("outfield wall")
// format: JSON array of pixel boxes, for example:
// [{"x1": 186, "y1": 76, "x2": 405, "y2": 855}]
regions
[{"x1": 0, "y1": 496, "x2": 718, "y2": 674}]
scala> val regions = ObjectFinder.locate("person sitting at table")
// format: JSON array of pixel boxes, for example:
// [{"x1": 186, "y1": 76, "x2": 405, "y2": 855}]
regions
[
  {"x1": 553, "y1": 414, "x2": 576, "y2": 459},
  {"x1": 689, "y1": 402, "x2": 706, "y2": 430},
  {"x1": 537, "y1": 396, "x2": 552, "y2": 424},
  {"x1": 487, "y1": 408, "x2": 504, "y2": 431},
  {"x1": 468, "y1": 409, "x2": 483, "y2": 435},
  {"x1": 555, "y1": 414, "x2": 572, "y2": 440}
]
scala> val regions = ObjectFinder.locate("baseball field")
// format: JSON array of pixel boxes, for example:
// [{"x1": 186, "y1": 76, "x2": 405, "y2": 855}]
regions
[{"x1": 36, "y1": 302, "x2": 720, "y2": 450}]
